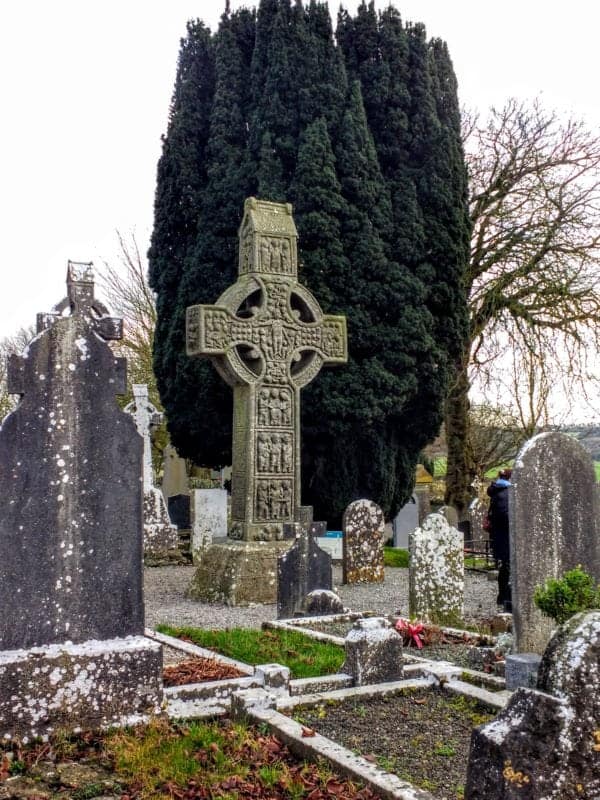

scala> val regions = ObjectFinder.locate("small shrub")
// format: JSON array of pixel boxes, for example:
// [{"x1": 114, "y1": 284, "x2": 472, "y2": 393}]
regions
[{"x1": 533, "y1": 566, "x2": 600, "y2": 625}]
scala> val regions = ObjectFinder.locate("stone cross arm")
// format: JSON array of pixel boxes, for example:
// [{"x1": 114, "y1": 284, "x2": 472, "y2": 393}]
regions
[{"x1": 187, "y1": 289, "x2": 347, "y2": 389}]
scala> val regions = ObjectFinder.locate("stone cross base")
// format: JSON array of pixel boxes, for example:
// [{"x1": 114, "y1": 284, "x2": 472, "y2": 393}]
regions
[
  {"x1": 144, "y1": 488, "x2": 183, "y2": 565},
  {"x1": 0, "y1": 636, "x2": 163, "y2": 741},
  {"x1": 187, "y1": 540, "x2": 293, "y2": 605}
]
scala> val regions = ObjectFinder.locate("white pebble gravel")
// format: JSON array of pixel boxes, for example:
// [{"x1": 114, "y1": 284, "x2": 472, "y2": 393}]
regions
[{"x1": 144, "y1": 565, "x2": 499, "y2": 630}]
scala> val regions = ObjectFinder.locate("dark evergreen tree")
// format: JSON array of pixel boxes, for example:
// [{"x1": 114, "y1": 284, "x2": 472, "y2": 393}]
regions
[
  {"x1": 148, "y1": 20, "x2": 215, "y2": 461},
  {"x1": 149, "y1": 0, "x2": 470, "y2": 524}
]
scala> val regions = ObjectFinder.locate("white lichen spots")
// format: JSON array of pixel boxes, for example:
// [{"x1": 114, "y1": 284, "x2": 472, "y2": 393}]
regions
[
  {"x1": 57, "y1": 495, "x2": 64, "y2": 502},
  {"x1": 75, "y1": 338, "x2": 89, "y2": 360},
  {"x1": 61, "y1": 474, "x2": 69, "y2": 484},
  {"x1": 39, "y1": 374, "x2": 46, "y2": 381},
  {"x1": 68, "y1": 363, "x2": 76, "y2": 372}
]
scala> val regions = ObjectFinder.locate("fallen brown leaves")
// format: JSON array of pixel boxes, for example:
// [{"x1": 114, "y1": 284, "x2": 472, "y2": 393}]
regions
[{"x1": 162, "y1": 658, "x2": 246, "y2": 686}]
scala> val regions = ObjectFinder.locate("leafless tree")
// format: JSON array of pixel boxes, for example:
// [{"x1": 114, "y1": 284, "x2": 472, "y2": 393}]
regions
[
  {"x1": 0, "y1": 326, "x2": 36, "y2": 420},
  {"x1": 99, "y1": 231, "x2": 159, "y2": 407},
  {"x1": 445, "y1": 98, "x2": 600, "y2": 512}
]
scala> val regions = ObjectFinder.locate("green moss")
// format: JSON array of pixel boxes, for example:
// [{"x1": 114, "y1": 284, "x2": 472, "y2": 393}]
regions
[{"x1": 384, "y1": 547, "x2": 409, "y2": 568}]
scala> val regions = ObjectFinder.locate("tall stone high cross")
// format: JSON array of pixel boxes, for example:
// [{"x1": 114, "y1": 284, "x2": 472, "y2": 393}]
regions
[{"x1": 187, "y1": 197, "x2": 347, "y2": 541}]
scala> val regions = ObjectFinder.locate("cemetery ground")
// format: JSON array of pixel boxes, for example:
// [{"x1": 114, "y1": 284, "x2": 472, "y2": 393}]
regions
[{"x1": 0, "y1": 564, "x2": 500, "y2": 800}]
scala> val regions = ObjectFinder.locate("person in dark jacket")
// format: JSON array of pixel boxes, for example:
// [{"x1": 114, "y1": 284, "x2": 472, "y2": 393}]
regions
[{"x1": 487, "y1": 468, "x2": 512, "y2": 610}]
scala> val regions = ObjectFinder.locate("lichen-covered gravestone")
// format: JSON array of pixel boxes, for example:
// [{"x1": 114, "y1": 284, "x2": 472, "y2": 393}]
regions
[
  {"x1": 511, "y1": 431, "x2": 600, "y2": 653},
  {"x1": 342, "y1": 499, "x2": 385, "y2": 584},
  {"x1": 0, "y1": 264, "x2": 162, "y2": 740},
  {"x1": 186, "y1": 198, "x2": 347, "y2": 604},
  {"x1": 465, "y1": 611, "x2": 600, "y2": 799},
  {"x1": 409, "y1": 513, "x2": 464, "y2": 626},
  {"x1": 125, "y1": 384, "x2": 180, "y2": 564},
  {"x1": 342, "y1": 618, "x2": 404, "y2": 686}
]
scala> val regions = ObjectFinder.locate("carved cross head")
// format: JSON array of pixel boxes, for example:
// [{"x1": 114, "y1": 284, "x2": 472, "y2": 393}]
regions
[{"x1": 36, "y1": 261, "x2": 123, "y2": 341}]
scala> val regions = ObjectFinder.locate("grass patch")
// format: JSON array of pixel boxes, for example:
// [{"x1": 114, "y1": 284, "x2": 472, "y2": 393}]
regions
[
  {"x1": 384, "y1": 547, "x2": 409, "y2": 568},
  {"x1": 595, "y1": 461, "x2": 600, "y2": 481},
  {"x1": 156, "y1": 625, "x2": 345, "y2": 678},
  {"x1": 107, "y1": 719, "x2": 249, "y2": 797}
]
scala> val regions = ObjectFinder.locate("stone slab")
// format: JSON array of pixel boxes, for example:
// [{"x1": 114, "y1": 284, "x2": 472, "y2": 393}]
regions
[
  {"x1": 0, "y1": 636, "x2": 162, "y2": 741},
  {"x1": 187, "y1": 539, "x2": 292, "y2": 605},
  {"x1": 316, "y1": 536, "x2": 343, "y2": 560},
  {"x1": 392, "y1": 495, "x2": 419, "y2": 549},
  {"x1": 277, "y1": 525, "x2": 332, "y2": 618},
  {"x1": 191, "y1": 488, "x2": 228, "y2": 563},
  {"x1": 511, "y1": 431, "x2": 600, "y2": 653},
  {"x1": 168, "y1": 494, "x2": 191, "y2": 529},
  {"x1": 0, "y1": 285, "x2": 143, "y2": 651},
  {"x1": 505, "y1": 653, "x2": 542, "y2": 690}
]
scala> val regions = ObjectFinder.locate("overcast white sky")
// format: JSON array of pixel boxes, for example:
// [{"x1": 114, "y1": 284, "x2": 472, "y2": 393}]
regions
[{"x1": 0, "y1": 0, "x2": 599, "y2": 344}]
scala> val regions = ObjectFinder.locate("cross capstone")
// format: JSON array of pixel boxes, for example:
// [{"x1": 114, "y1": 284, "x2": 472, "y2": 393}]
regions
[{"x1": 187, "y1": 197, "x2": 347, "y2": 541}]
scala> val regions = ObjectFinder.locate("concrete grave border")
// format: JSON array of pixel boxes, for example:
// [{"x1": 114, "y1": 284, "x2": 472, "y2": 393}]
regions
[{"x1": 232, "y1": 661, "x2": 510, "y2": 800}]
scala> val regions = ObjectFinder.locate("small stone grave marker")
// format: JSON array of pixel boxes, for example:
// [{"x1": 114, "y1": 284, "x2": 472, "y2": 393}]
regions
[
  {"x1": 342, "y1": 618, "x2": 404, "y2": 686},
  {"x1": 409, "y1": 512, "x2": 464, "y2": 626},
  {"x1": 342, "y1": 499, "x2": 385, "y2": 584}
]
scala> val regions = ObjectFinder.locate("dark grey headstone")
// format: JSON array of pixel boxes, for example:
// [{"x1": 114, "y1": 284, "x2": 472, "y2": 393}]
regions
[
  {"x1": 277, "y1": 524, "x2": 332, "y2": 618},
  {"x1": 510, "y1": 431, "x2": 600, "y2": 653},
  {"x1": 168, "y1": 493, "x2": 191, "y2": 529},
  {"x1": 465, "y1": 611, "x2": 600, "y2": 799},
  {"x1": 0, "y1": 266, "x2": 143, "y2": 650}
]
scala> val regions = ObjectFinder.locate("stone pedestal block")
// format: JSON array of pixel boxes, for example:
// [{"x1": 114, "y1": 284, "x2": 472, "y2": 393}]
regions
[
  {"x1": 191, "y1": 489, "x2": 228, "y2": 563},
  {"x1": 143, "y1": 488, "x2": 181, "y2": 564},
  {"x1": 342, "y1": 618, "x2": 403, "y2": 686},
  {"x1": 0, "y1": 636, "x2": 162, "y2": 741},
  {"x1": 187, "y1": 539, "x2": 292, "y2": 605},
  {"x1": 505, "y1": 653, "x2": 542, "y2": 690}
]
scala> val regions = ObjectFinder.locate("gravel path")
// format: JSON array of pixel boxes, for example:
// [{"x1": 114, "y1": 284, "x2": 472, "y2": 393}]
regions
[{"x1": 144, "y1": 565, "x2": 498, "y2": 630}]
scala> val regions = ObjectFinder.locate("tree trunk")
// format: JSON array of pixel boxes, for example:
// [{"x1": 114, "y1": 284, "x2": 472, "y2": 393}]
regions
[{"x1": 444, "y1": 355, "x2": 476, "y2": 519}]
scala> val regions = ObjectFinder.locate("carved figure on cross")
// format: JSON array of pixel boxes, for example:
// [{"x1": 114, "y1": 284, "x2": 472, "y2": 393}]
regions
[{"x1": 187, "y1": 197, "x2": 347, "y2": 541}]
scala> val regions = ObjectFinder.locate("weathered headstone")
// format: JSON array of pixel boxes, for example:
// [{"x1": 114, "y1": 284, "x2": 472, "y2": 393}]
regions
[
  {"x1": 124, "y1": 383, "x2": 162, "y2": 492},
  {"x1": 161, "y1": 442, "x2": 189, "y2": 500},
  {"x1": 186, "y1": 198, "x2": 347, "y2": 604},
  {"x1": 510, "y1": 431, "x2": 600, "y2": 653},
  {"x1": 467, "y1": 497, "x2": 488, "y2": 550},
  {"x1": 342, "y1": 618, "x2": 404, "y2": 686},
  {"x1": 342, "y1": 499, "x2": 385, "y2": 584},
  {"x1": 438, "y1": 504, "x2": 459, "y2": 528},
  {"x1": 125, "y1": 384, "x2": 180, "y2": 563},
  {"x1": 191, "y1": 488, "x2": 228, "y2": 563},
  {"x1": 392, "y1": 494, "x2": 419, "y2": 549},
  {"x1": 409, "y1": 513, "x2": 464, "y2": 625},
  {"x1": 0, "y1": 264, "x2": 161, "y2": 739},
  {"x1": 277, "y1": 523, "x2": 333, "y2": 618},
  {"x1": 465, "y1": 611, "x2": 600, "y2": 799}
]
